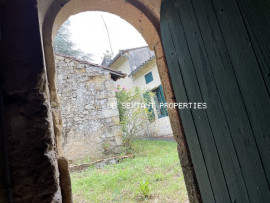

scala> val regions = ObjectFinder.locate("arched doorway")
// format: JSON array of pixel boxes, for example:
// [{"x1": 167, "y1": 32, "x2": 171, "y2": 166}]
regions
[{"x1": 39, "y1": 0, "x2": 200, "y2": 202}]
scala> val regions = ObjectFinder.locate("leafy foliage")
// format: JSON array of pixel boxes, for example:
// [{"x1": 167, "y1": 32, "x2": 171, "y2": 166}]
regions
[
  {"x1": 115, "y1": 86, "x2": 153, "y2": 146},
  {"x1": 137, "y1": 180, "x2": 151, "y2": 198},
  {"x1": 53, "y1": 20, "x2": 93, "y2": 61},
  {"x1": 103, "y1": 50, "x2": 113, "y2": 60}
]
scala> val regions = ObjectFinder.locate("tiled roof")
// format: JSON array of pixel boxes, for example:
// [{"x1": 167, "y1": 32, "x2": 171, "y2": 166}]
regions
[
  {"x1": 129, "y1": 55, "x2": 155, "y2": 76},
  {"x1": 108, "y1": 46, "x2": 155, "y2": 72}
]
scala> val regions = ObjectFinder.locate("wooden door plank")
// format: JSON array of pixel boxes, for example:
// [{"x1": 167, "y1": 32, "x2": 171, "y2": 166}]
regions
[
  {"x1": 237, "y1": 0, "x2": 270, "y2": 94},
  {"x1": 164, "y1": 1, "x2": 231, "y2": 202},
  {"x1": 174, "y1": 0, "x2": 251, "y2": 201},
  {"x1": 188, "y1": 0, "x2": 270, "y2": 200},
  {"x1": 161, "y1": 0, "x2": 270, "y2": 201},
  {"x1": 211, "y1": 0, "x2": 270, "y2": 197},
  {"x1": 161, "y1": 4, "x2": 215, "y2": 202}
]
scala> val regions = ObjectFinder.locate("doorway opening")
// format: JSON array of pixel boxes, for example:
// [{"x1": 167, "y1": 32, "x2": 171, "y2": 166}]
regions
[
  {"x1": 53, "y1": 11, "x2": 188, "y2": 202},
  {"x1": 41, "y1": 0, "x2": 199, "y2": 202}
]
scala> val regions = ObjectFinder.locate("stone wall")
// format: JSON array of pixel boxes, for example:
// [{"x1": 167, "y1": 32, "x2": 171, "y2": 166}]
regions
[
  {"x1": 55, "y1": 55, "x2": 123, "y2": 162},
  {"x1": 0, "y1": 1, "x2": 62, "y2": 202}
]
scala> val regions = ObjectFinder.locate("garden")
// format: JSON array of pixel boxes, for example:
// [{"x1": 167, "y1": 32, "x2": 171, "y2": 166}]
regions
[{"x1": 71, "y1": 139, "x2": 189, "y2": 202}]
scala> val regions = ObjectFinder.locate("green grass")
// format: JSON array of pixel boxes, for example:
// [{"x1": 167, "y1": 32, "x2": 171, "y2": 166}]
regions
[{"x1": 71, "y1": 139, "x2": 189, "y2": 202}]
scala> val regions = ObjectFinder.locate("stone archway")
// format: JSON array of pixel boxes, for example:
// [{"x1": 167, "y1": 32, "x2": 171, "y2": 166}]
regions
[{"x1": 38, "y1": 0, "x2": 200, "y2": 202}]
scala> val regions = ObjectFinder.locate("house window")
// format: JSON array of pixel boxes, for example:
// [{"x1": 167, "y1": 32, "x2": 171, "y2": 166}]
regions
[
  {"x1": 145, "y1": 72, "x2": 153, "y2": 84},
  {"x1": 152, "y1": 85, "x2": 168, "y2": 118}
]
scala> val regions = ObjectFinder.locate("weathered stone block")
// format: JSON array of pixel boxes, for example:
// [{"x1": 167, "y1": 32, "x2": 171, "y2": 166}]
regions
[
  {"x1": 95, "y1": 83, "x2": 105, "y2": 91},
  {"x1": 105, "y1": 80, "x2": 114, "y2": 89},
  {"x1": 111, "y1": 116, "x2": 120, "y2": 125},
  {"x1": 114, "y1": 146, "x2": 123, "y2": 154},
  {"x1": 96, "y1": 90, "x2": 107, "y2": 99},
  {"x1": 102, "y1": 108, "x2": 119, "y2": 118}
]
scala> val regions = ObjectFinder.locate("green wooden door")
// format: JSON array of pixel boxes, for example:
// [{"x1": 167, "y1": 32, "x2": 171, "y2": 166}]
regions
[{"x1": 161, "y1": 0, "x2": 270, "y2": 202}]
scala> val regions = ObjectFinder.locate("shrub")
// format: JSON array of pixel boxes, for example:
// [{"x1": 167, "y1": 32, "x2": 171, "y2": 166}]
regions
[{"x1": 115, "y1": 86, "x2": 154, "y2": 146}]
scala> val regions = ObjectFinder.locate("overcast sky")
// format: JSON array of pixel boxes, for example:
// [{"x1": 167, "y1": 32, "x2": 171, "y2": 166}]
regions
[{"x1": 69, "y1": 11, "x2": 147, "y2": 64}]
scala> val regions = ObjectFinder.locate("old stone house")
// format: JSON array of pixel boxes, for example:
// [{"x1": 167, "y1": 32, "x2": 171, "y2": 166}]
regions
[
  {"x1": 55, "y1": 54, "x2": 125, "y2": 162},
  {"x1": 106, "y1": 46, "x2": 173, "y2": 137}
]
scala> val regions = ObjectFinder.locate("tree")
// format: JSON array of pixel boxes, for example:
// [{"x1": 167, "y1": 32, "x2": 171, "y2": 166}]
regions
[
  {"x1": 103, "y1": 50, "x2": 113, "y2": 60},
  {"x1": 115, "y1": 86, "x2": 154, "y2": 146},
  {"x1": 101, "y1": 50, "x2": 113, "y2": 66},
  {"x1": 53, "y1": 20, "x2": 93, "y2": 61}
]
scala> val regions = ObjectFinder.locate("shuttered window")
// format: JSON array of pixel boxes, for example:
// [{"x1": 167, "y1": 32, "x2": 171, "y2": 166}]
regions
[
  {"x1": 145, "y1": 72, "x2": 153, "y2": 84},
  {"x1": 153, "y1": 85, "x2": 168, "y2": 118}
]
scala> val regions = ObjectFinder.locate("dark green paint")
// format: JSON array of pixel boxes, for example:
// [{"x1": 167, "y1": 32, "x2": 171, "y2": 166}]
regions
[{"x1": 161, "y1": 0, "x2": 270, "y2": 202}]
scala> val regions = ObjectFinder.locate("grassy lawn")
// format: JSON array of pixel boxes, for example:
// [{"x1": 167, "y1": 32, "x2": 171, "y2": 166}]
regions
[{"x1": 71, "y1": 139, "x2": 189, "y2": 203}]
